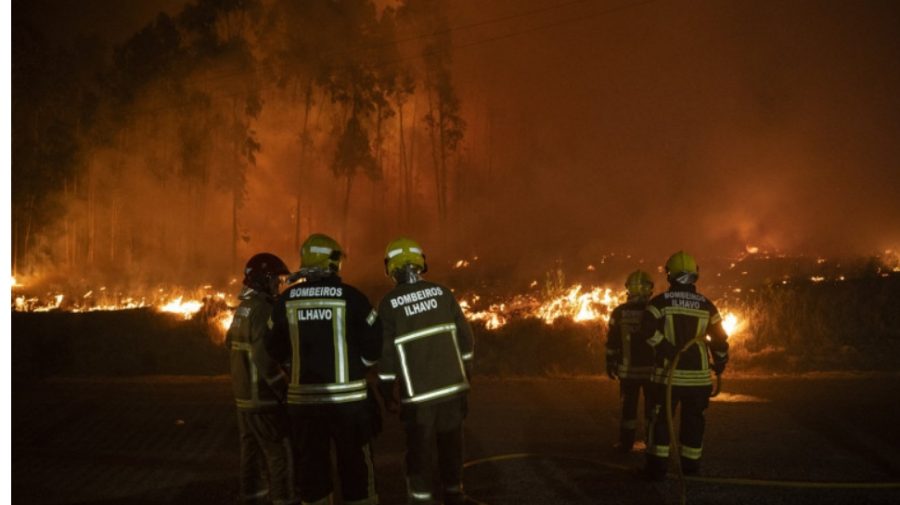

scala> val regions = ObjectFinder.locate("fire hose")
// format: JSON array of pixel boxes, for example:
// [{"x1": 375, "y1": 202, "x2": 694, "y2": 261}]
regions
[
  {"x1": 459, "y1": 356, "x2": 900, "y2": 505},
  {"x1": 461, "y1": 451, "x2": 900, "y2": 505},
  {"x1": 663, "y1": 334, "x2": 719, "y2": 505}
]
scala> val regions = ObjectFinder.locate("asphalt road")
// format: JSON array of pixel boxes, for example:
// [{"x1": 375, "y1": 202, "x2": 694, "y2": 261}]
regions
[{"x1": 12, "y1": 374, "x2": 900, "y2": 505}]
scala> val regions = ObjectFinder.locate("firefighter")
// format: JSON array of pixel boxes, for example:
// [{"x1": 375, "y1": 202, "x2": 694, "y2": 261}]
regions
[
  {"x1": 226, "y1": 253, "x2": 297, "y2": 505},
  {"x1": 641, "y1": 251, "x2": 729, "y2": 480},
  {"x1": 605, "y1": 270, "x2": 655, "y2": 453},
  {"x1": 376, "y1": 238, "x2": 474, "y2": 505},
  {"x1": 267, "y1": 234, "x2": 382, "y2": 505}
]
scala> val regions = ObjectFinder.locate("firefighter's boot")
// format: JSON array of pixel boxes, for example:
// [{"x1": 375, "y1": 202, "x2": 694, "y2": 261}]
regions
[
  {"x1": 617, "y1": 426, "x2": 636, "y2": 453},
  {"x1": 643, "y1": 454, "x2": 668, "y2": 482},
  {"x1": 681, "y1": 456, "x2": 700, "y2": 476}
]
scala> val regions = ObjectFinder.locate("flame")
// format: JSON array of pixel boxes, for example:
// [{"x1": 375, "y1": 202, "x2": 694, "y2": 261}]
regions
[
  {"x1": 460, "y1": 284, "x2": 625, "y2": 329},
  {"x1": 214, "y1": 310, "x2": 235, "y2": 334},
  {"x1": 536, "y1": 285, "x2": 622, "y2": 324},
  {"x1": 10, "y1": 280, "x2": 238, "y2": 344},
  {"x1": 810, "y1": 276, "x2": 825, "y2": 283},
  {"x1": 721, "y1": 311, "x2": 742, "y2": 335},
  {"x1": 745, "y1": 245, "x2": 759, "y2": 254},
  {"x1": 11, "y1": 276, "x2": 19, "y2": 289},
  {"x1": 453, "y1": 259, "x2": 470, "y2": 269},
  {"x1": 157, "y1": 296, "x2": 205, "y2": 319},
  {"x1": 458, "y1": 300, "x2": 507, "y2": 330}
]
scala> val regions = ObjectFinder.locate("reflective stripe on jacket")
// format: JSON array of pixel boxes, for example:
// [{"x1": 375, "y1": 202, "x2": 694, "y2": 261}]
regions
[
  {"x1": 227, "y1": 288, "x2": 287, "y2": 410},
  {"x1": 605, "y1": 300, "x2": 654, "y2": 380},
  {"x1": 268, "y1": 276, "x2": 382, "y2": 405},
  {"x1": 640, "y1": 284, "x2": 729, "y2": 387},
  {"x1": 378, "y1": 280, "x2": 474, "y2": 406}
]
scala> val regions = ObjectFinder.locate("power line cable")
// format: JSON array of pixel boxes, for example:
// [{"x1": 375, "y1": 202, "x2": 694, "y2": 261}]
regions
[{"x1": 124, "y1": 0, "x2": 660, "y2": 117}]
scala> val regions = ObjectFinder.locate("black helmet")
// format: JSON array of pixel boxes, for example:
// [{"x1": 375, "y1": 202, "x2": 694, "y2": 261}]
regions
[{"x1": 244, "y1": 253, "x2": 290, "y2": 295}]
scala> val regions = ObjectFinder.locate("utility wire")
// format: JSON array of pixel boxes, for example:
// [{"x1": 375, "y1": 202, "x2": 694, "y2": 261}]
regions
[
  {"x1": 131, "y1": 0, "x2": 601, "y2": 91},
  {"x1": 124, "y1": 0, "x2": 660, "y2": 117}
]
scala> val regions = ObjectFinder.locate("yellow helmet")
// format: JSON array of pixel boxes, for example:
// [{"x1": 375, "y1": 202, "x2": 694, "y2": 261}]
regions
[
  {"x1": 300, "y1": 233, "x2": 343, "y2": 272},
  {"x1": 384, "y1": 237, "x2": 427, "y2": 276},
  {"x1": 625, "y1": 270, "x2": 654, "y2": 299},
  {"x1": 665, "y1": 250, "x2": 699, "y2": 284}
]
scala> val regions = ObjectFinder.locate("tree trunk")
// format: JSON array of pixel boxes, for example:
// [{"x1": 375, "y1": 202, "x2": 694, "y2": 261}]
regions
[
  {"x1": 341, "y1": 174, "x2": 353, "y2": 246},
  {"x1": 109, "y1": 196, "x2": 117, "y2": 262},
  {"x1": 23, "y1": 195, "x2": 35, "y2": 274},
  {"x1": 88, "y1": 171, "x2": 95, "y2": 267},
  {"x1": 398, "y1": 101, "x2": 408, "y2": 226},
  {"x1": 295, "y1": 80, "x2": 313, "y2": 252},
  {"x1": 232, "y1": 188, "x2": 239, "y2": 272},
  {"x1": 409, "y1": 95, "x2": 418, "y2": 224},
  {"x1": 426, "y1": 86, "x2": 443, "y2": 222},
  {"x1": 12, "y1": 216, "x2": 18, "y2": 277},
  {"x1": 438, "y1": 101, "x2": 448, "y2": 224}
]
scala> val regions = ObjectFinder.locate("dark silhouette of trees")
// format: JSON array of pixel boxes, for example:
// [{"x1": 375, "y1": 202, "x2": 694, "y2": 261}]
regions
[{"x1": 12, "y1": 0, "x2": 467, "y2": 284}]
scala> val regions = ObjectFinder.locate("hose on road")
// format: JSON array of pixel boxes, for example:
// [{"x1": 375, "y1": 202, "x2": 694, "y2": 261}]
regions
[{"x1": 462, "y1": 452, "x2": 900, "y2": 505}]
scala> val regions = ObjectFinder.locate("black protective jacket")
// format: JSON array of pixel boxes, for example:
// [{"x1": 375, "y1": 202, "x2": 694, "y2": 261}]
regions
[
  {"x1": 377, "y1": 280, "x2": 474, "y2": 406},
  {"x1": 605, "y1": 299, "x2": 654, "y2": 380},
  {"x1": 640, "y1": 284, "x2": 729, "y2": 387},
  {"x1": 267, "y1": 275, "x2": 382, "y2": 405},
  {"x1": 226, "y1": 288, "x2": 288, "y2": 410}
]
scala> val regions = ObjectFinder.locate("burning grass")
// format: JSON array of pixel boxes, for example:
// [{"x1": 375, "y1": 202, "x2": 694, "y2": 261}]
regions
[
  {"x1": 10, "y1": 258, "x2": 900, "y2": 378},
  {"x1": 465, "y1": 271, "x2": 900, "y2": 376}
]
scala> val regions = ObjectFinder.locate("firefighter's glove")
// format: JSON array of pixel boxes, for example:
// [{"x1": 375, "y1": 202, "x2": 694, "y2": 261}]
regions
[
  {"x1": 379, "y1": 381, "x2": 400, "y2": 415},
  {"x1": 384, "y1": 397, "x2": 400, "y2": 415},
  {"x1": 655, "y1": 339, "x2": 677, "y2": 361},
  {"x1": 270, "y1": 372, "x2": 289, "y2": 404},
  {"x1": 606, "y1": 362, "x2": 618, "y2": 380},
  {"x1": 712, "y1": 359, "x2": 727, "y2": 376}
]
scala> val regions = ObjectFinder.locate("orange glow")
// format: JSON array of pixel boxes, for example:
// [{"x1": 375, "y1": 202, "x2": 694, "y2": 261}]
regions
[
  {"x1": 459, "y1": 284, "x2": 625, "y2": 329},
  {"x1": 157, "y1": 297, "x2": 204, "y2": 318},
  {"x1": 536, "y1": 285, "x2": 623, "y2": 325},
  {"x1": 721, "y1": 311, "x2": 741, "y2": 335},
  {"x1": 11, "y1": 283, "x2": 237, "y2": 344}
]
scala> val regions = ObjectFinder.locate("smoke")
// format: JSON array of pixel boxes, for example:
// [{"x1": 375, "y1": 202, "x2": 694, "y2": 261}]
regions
[
  {"x1": 12, "y1": 0, "x2": 900, "y2": 292},
  {"x1": 450, "y1": 0, "x2": 900, "y2": 261}
]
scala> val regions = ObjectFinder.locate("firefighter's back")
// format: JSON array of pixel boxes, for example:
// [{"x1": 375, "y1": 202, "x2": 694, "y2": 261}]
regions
[{"x1": 379, "y1": 279, "x2": 474, "y2": 406}]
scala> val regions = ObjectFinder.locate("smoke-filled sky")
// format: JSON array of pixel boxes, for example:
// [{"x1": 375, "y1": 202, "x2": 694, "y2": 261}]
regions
[
  {"x1": 448, "y1": 0, "x2": 900, "y2": 258},
  {"x1": 13, "y1": 0, "x2": 900, "y2": 285}
]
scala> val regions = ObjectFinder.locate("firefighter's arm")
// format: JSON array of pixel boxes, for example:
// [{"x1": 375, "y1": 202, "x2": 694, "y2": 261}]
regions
[
  {"x1": 707, "y1": 311, "x2": 730, "y2": 375},
  {"x1": 605, "y1": 309, "x2": 622, "y2": 379},
  {"x1": 250, "y1": 304, "x2": 288, "y2": 401},
  {"x1": 452, "y1": 297, "x2": 475, "y2": 379},
  {"x1": 265, "y1": 298, "x2": 291, "y2": 371},
  {"x1": 376, "y1": 300, "x2": 399, "y2": 413},
  {"x1": 642, "y1": 304, "x2": 674, "y2": 360},
  {"x1": 356, "y1": 291, "x2": 383, "y2": 368}
]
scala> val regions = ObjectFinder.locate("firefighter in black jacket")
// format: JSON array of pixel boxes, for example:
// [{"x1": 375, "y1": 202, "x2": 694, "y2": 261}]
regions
[
  {"x1": 641, "y1": 251, "x2": 729, "y2": 480},
  {"x1": 377, "y1": 238, "x2": 474, "y2": 505},
  {"x1": 226, "y1": 253, "x2": 297, "y2": 505},
  {"x1": 605, "y1": 270, "x2": 655, "y2": 453},
  {"x1": 267, "y1": 234, "x2": 382, "y2": 505}
]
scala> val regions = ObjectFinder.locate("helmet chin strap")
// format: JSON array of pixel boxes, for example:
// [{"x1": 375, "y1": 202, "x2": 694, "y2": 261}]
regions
[
  {"x1": 392, "y1": 264, "x2": 423, "y2": 285},
  {"x1": 671, "y1": 272, "x2": 699, "y2": 285},
  {"x1": 298, "y1": 266, "x2": 336, "y2": 282}
]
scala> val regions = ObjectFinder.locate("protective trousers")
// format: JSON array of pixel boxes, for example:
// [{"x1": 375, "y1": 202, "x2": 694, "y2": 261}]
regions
[
  {"x1": 619, "y1": 378, "x2": 653, "y2": 451},
  {"x1": 237, "y1": 409, "x2": 298, "y2": 505},
  {"x1": 401, "y1": 396, "x2": 467, "y2": 505},
  {"x1": 646, "y1": 384, "x2": 712, "y2": 478},
  {"x1": 289, "y1": 402, "x2": 378, "y2": 505}
]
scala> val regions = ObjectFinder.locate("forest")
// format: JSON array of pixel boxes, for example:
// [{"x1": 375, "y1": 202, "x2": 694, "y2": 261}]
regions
[{"x1": 13, "y1": 0, "x2": 480, "y2": 287}]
